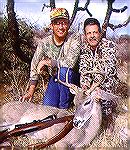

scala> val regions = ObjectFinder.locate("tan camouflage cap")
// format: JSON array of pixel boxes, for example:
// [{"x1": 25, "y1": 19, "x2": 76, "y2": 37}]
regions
[{"x1": 50, "y1": 8, "x2": 69, "y2": 21}]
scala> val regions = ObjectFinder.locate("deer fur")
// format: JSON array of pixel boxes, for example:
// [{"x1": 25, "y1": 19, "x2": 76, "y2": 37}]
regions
[
  {"x1": 0, "y1": 101, "x2": 60, "y2": 130},
  {"x1": 0, "y1": 88, "x2": 103, "y2": 149}
]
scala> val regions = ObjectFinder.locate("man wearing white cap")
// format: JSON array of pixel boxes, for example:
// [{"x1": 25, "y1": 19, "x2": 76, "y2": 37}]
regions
[{"x1": 21, "y1": 8, "x2": 81, "y2": 109}]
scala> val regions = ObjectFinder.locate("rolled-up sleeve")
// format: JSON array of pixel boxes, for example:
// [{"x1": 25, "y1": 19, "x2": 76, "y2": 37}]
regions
[{"x1": 30, "y1": 40, "x2": 45, "y2": 83}]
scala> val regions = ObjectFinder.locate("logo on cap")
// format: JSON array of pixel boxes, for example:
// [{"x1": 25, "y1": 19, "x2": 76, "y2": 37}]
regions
[{"x1": 50, "y1": 8, "x2": 69, "y2": 21}]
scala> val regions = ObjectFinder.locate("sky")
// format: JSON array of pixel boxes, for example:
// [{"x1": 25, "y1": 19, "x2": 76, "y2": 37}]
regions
[{"x1": 1, "y1": 0, "x2": 130, "y2": 36}]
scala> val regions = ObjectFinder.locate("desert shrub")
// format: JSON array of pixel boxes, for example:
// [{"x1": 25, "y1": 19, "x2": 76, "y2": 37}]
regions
[{"x1": 0, "y1": 16, "x2": 37, "y2": 84}]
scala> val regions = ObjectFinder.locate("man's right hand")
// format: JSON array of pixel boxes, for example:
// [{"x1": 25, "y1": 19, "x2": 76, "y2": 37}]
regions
[
  {"x1": 19, "y1": 92, "x2": 33, "y2": 102},
  {"x1": 19, "y1": 84, "x2": 36, "y2": 102}
]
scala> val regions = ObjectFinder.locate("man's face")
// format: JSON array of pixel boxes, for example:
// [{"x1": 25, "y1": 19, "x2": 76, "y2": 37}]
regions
[
  {"x1": 84, "y1": 24, "x2": 101, "y2": 49},
  {"x1": 50, "y1": 18, "x2": 69, "y2": 39}
]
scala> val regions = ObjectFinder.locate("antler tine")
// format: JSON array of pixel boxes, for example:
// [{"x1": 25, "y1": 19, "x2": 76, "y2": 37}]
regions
[
  {"x1": 56, "y1": 66, "x2": 81, "y2": 94},
  {"x1": 56, "y1": 78, "x2": 80, "y2": 94},
  {"x1": 66, "y1": 68, "x2": 69, "y2": 84}
]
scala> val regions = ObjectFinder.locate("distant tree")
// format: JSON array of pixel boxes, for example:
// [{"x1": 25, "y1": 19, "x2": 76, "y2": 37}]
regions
[
  {"x1": 101, "y1": 0, "x2": 129, "y2": 38},
  {"x1": 42, "y1": 0, "x2": 92, "y2": 27},
  {"x1": 2, "y1": 17, "x2": 35, "y2": 62},
  {"x1": 6, "y1": 0, "x2": 130, "y2": 66},
  {"x1": 0, "y1": 12, "x2": 6, "y2": 81},
  {"x1": 7, "y1": 0, "x2": 32, "y2": 64},
  {"x1": 42, "y1": 0, "x2": 129, "y2": 36},
  {"x1": 0, "y1": 16, "x2": 36, "y2": 83}
]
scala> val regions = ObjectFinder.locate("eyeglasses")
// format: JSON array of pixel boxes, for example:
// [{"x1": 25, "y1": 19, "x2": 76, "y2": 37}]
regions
[{"x1": 53, "y1": 21, "x2": 69, "y2": 26}]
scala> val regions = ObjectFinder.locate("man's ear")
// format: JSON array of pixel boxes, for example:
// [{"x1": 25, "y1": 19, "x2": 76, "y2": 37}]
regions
[{"x1": 50, "y1": 23, "x2": 53, "y2": 30}]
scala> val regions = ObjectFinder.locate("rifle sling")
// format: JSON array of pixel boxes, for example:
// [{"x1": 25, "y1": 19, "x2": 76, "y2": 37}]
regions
[
  {"x1": 28, "y1": 120, "x2": 74, "y2": 149},
  {"x1": 0, "y1": 115, "x2": 74, "y2": 144}
]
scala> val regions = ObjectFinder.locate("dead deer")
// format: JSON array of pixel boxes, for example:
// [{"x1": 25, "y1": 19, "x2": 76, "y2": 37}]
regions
[
  {"x1": 0, "y1": 83, "x2": 102, "y2": 149},
  {"x1": 1, "y1": 65, "x2": 121, "y2": 149},
  {"x1": 53, "y1": 93, "x2": 102, "y2": 149}
]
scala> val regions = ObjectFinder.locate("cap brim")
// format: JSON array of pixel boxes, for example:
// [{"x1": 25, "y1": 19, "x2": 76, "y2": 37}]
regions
[{"x1": 51, "y1": 16, "x2": 69, "y2": 21}]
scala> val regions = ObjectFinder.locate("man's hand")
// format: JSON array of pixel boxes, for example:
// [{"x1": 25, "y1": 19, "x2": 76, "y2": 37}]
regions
[
  {"x1": 19, "y1": 84, "x2": 36, "y2": 102},
  {"x1": 19, "y1": 92, "x2": 33, "y2": 102},
  {"x1": 90, "y1": 87, "x2": 102, "y2": 102},
  {"x1": 37, "y1": 59, "x2": 51, "y2": 74}
]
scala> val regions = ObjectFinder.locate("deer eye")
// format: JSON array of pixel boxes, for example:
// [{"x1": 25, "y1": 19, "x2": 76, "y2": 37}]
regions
[{"x1": 84, "y1": 100, "x2": 91, "y2": 106}]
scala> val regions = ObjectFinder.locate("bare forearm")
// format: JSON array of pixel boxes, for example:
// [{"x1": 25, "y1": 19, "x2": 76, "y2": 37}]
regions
[
  {"x1": 20, "y1": 82, "x2": 37, "y2": 102},
  {"x1": 20, "y1": 80, "x2": 37, "y2": 101},
  {"x1": 28, "y1": 84, "x2": 36, "y2": 96}
]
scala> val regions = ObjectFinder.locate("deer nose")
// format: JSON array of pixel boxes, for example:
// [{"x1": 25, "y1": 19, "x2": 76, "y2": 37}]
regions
[{"x1": 73, "y1": 119, "x2": 82, "y2": 128}]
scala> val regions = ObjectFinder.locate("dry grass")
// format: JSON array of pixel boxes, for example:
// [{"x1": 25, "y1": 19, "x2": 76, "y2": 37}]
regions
[
  {"x1": 0, "y1": 39, "x2": 129, "y2": 150},
  {"x1": 0, "y1": 78, "x2": 128, "y2": 150}
]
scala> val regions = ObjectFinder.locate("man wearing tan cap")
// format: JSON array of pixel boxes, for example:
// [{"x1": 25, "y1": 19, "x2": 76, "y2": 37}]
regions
[{"x1": 21, "y1": 8, "x2": 81, "y2": 109}]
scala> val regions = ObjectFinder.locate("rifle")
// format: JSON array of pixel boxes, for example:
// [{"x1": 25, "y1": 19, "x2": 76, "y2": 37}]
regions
[{"x1": 0, "y1": 114, "x2": 74, "y2": 147}]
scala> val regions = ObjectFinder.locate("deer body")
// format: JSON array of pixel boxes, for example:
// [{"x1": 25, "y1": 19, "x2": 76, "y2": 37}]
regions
[
  {"x1": 0, "y1": 101, "x2": 60, "y2": 131},
  {"x1": 0, "y1": 90, "x2": 102, "y2": 149}
]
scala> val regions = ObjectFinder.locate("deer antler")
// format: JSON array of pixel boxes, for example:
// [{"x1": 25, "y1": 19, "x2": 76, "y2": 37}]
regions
[
  {"x1": 55, "y1": 66, "x2": 81, "y2": 95},
  {"x1": 56, "y1": 78, "x2": 81, "y2": 95}
]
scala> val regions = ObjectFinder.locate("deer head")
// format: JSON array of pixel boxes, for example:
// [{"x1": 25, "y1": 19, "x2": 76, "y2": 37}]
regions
[{"x1": 73, "y1": 95, "x2": 96, "y2": 129}]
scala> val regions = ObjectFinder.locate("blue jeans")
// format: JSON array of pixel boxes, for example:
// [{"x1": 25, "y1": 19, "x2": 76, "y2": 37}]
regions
[{"x1": 43, "y1": 67, "x2": 80, "y2": 109}]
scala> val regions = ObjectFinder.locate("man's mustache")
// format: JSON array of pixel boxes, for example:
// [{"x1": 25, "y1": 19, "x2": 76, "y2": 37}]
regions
[{"x1": 89, "y1": 37, "x2": 99, "y2": 42}]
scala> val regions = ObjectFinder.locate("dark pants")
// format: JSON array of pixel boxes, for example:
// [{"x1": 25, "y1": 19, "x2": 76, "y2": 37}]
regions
[{"x1": 43, "y1": 67, "x2": 80, "y2": 109}]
